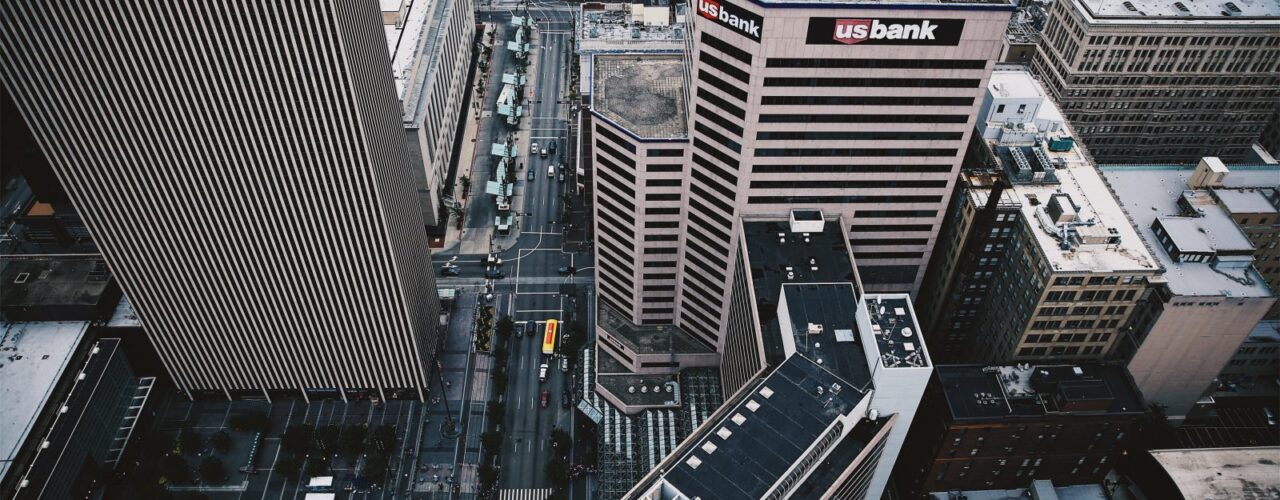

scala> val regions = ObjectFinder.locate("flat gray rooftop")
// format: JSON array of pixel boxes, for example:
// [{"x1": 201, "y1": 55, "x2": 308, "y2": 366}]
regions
[
  {"x1": 1146, "y1": 447, "x2": 1280, "y2": 500},
  {"x1": 1214, "y1": 187, "x2": 1278, "y2": 215},
  {"x1": 0, "y1": 321, "x2": 89, "y2": 481},
  {"x1": 1079, "y1": 0, "x2": 1280, "y2": 19},
  {"x1": 0, "y1": 258, "x2": 114, "y2": 311},
  {"x1": 1101, "y1": 165, "x2": 1276, "y2": 297},
  {"x1": 598, "y1": 303, "x2": 713, "y2": 355},
  {"x1": 597, "y1": 374, "x2": 681, "y2": 407},
  {"x1": 591, "y1": 54, "x2": 687, "y2": 140}
]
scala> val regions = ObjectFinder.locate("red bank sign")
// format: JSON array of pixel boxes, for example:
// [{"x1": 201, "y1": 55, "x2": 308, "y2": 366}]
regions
[
  {"x1": 696, "y1": 0, "x2": 763, "y2": 42},
  {"x1": 807, "y1": 17, "x2": 965, "y2": 46}
]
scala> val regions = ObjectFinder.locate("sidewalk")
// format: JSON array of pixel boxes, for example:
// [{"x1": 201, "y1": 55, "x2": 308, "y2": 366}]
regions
[
  {"x1": 492, "y1": 23, "x2": 546, "y2": 255},
  {"x1": 442, "y1": 23, "x2": 498, "y2": 256}
]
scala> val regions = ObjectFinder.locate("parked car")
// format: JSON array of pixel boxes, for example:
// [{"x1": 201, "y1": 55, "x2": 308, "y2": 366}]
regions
[
  {"x1": 540, "y1": 390, "x2": 550, "y2": 408},
  {"x1": 561, "y1": 392, "x2": 571, "y2": 409},
  {"x1": 557, "y1": 266, "x2": 575, "y2": 276},
  {"x1": 440, "y1": 265, "x2": 460, "y2": 276},
  {"x1": 560, "y1": 357, "x2": 569, "y2": 372},
  {"x1": 484, "y1": 268, "x2": 505, "y2": 279},
  {"x1": 530, "y1": 142, "x2": 538, "y2": 155}
]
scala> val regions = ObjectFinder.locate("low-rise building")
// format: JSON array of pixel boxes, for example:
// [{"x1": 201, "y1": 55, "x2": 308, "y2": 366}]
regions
[
  {"x1": 895, "y1": 363, "x2": 1145, "y2": 497},
  {"x1": 1102, "y1": 159, "x2": 1278, "y2": 421},
  {"x1": 1214, "y1": 320, "x2": 1280, "y2": 398},
  {"x1": 0, "y1": 257, "x2": 120, "y2": 322},
  {"x1": 1121, "y1": 447, "x2": 1280, "y2": 500}
]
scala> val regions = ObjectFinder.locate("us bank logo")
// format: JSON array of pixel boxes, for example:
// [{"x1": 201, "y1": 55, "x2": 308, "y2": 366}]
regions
[
  {"x1": 695, "y1": 0, "x2": 763, "y2": 43},
  {"x1": 808, "y1": 17, "x2": 965, "y2": 46}
]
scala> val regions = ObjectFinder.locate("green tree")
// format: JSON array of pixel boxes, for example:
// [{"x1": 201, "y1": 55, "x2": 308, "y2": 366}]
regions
[
  {"x1": 304, "y1": 455, "x2": 330, "y2": 477},
  {"x1": 371, "y1": 425, "x2": 397, "y2": 452},
  {"x1": 180, "y1": 428, "x2": 202, "y2": 455},
  {"x1": 362, "y1": 453, "x2": 389, "y2": 483},
  {"x1": 550, "y1": 429, "x2": 571, "y2": 453},
  {"x1": 210, "y1": 430, "x2": 232, "y2": 454},
  {"x1": 561, "y1": 320, "x2": 587, "y2": 356},
  {"x1": 162, "y1": 454, "x2": 192, "y2": 484},
  {"x1": 480, "y1": 431, "x2": 503, "y2": 451},
  {"x1": 544, "y1": 460, "x2": 569, "y2": 489},
  {"x1": 275, "y1": 456, "x2": 301, "y2": 480},
  {"x1": 478, "y1": 464, "x2": 498, "y2": 485},
  {"x1": 199, "y1": 456, "x2": 225, "y2": 483},
  {"x1": 496, "y1": 315, "x2": 514, "y2": 340},
  {"x1": 281, "y1": 424, "x2": 314, "y2": 456},
  {"x1": 314, "y1": 425, "x2": 340, "y2": 453},
  {"x1": 339, "y1": 425, "x2": 368, "y2": 456},
  {"x1": 487, "y1": 400, "x2": 506, "y2": 421}
]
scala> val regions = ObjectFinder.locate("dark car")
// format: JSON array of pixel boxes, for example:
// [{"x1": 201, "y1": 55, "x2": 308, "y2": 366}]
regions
[
  {"x1": 527, "y1": 169, "x2": 535, "y2": 181},
  {"x1": 561, "y1": 392, "x2": 571, "y2": 409},
  {"x1": 527, "y1": 320, "x2": 537, "y2": 336},
  {"x1": 440, "y1": 265, "x2": 460, "y2": 276},
  {"x1": 557, "y1": 266, "x2": 575, "y2": 276},
  {"x1": 549, "y1": 140, "x2": 557, "y2": 155},
  {"x1": 485, "y1": 268, "x2": 505, "y2": 279},
  {"x1": 540, "y1": 390, "x2": 550, "y2": 408}
]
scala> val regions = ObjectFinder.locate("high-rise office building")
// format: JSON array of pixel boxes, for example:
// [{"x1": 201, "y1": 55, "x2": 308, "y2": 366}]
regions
[
  {"x1": 1030, "y1": 0, "x2": 1280, "y2": 164},
  {"x1": 916, "y1": 68, "x2": 1160, "y2": 364},
  {"x1": 588, "y1": 0, "x2": 1014, "y2": 366},
  {"x1": 0, "y1": 2, "x2": 441, "y2": 401}
]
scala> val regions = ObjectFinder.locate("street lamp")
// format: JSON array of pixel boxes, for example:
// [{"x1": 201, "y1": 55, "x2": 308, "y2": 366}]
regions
[{"x1": 434, "y1": 359, "x2": 461, "y2": 439}]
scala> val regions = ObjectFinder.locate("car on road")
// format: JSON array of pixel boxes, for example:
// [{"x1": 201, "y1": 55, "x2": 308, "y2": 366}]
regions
[
  {"x1": 484, "y1": 268, "x2": 505, "y2": 279},
  {"x1": 549, "y1": 140, "x2": 557, "y2": 155},
  {"x1": 540, "y1": 390, "x2": 550, "y2": 408},
  {"x1": 560, "y1": 357, "x2": 569, "y2": 372},
  {"x1": 527, "y1": 320, "x2": 537, "y2": 336},
  {"x1": 557, "y1": 266, "x2": 575, "y2": 276},
  {"x1": 558, "y1": 172, "x2": 565, "y2": 182},
  {"x1": 531, "y1": 142, "x2": 538, "y2": 155},
  {"x1": 539, "y1": 363, "x2": 548, "y2": 382},
  {"x1": 540, "y1": 147, "x2": 548, "y2": 158},
  {"x1": 515, "y1": 323, "x2": 524, "y2": 338},
  {"x1": 440, "y1": 265, "x2": 460, "y2": 276},
  {"x1": 527, "y1": 169, "x2": 535, "y2": 181},
  {"x1": 561, "y1": 392, "x2": 571, "y2": 409},
  {"x1": 548, "y1": 165, "x2": 554, "y2": 177}
]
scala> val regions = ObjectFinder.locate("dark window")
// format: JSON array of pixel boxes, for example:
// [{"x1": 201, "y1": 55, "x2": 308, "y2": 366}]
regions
[
  {"x1": 646, "y1": 164, "x2": 683, "y2": 172},
  {"x1": 748, "y1": 195, "x2": 941, "y2": 204},
  {"x1": 699, "y1": 70, "x2": 749, "y2": 102},
  {"x1": 693, "y1": 169, "x2": 737, "y2": 203},
  {"x1": 645, "y1": 221, "x2": 679, "y2": 228},
  {"x1": 701, "y1": 33, "x2": 752, "y2": 64},
  {"x1": 759, "y1": 114, "x2": 970, "y2": 124},
  {"x1": 646, "y1": 179, "x2": 683, "y2": 187},
  {"x1": 644, "y1": 207, "x2": 681, "y2": 215},
  {"x1": 644, "y1": 234, "x2": 679, "y2": 242},
  {"x1": 645, "y1": 193, "x2": 682, "y2": 201},
  {"x1": 756, "y1": 131, "x2": 963, "y2": 141},
  {"x1": 697, "y1": 88, "x2": 745, "y2": 119},
  {"x1": 641, "y1": 308, "x2": 674, "y2": 316},
  {"x1": 693, "y1": 138, "x2": 741, "y2": 168},
  {"x1": 596, "y1": 124, "x2": 637, "y2": 153},
  {"x1": 647, "y1": 149, "x2": 684, "y2": 157},
  {"x1": 850, "y1": 224, "x2": 934, "y2": 232},
  {"x1": 643, "y1": 273, "x2": 677, "y2": 279},
  {"x1": 750, "y1": 180, "x2": 947, "y2": 189},
  {"x1": 854, "y1": 252, "x2": 925, "y2": 259},
  {"x1": 691, "y1": 153, "x2": 740, "y2": 187},
  {"x1": 855, "y1": 210, "x2": 938, "y2": 218},
  {"x1": 755, "y1": 148, "x2": 957, "y2": 157},
  {"x1": 766, "y1": 58, "x2": 986, "y2": 69},
  {"x1": 753, "y1": 164, "x2": 952, "y2": 173},
  {"x1": 763, "y1": 77, "x2": 980, "y2": 88},
  {"x1": 858, "y1": 265, "x2": 919, "y2": 284},
  {"x1": 597, "y1": 142, "x2": 636, "y2": 168},
  {"x1": 695, "y1": 105, "x2": 744, "y2": 136},
  {"x1": 697, "y1": 122, "x2": 742, "y2": 153},
  {"x1": 854, "y1": 238, "x2": 929, "y2": 245},
  {"x1": 761, "y1": 95, "x2": 974, "y2": 107},
  {"x1": 699, "y1": 51, "x2": 750, "y2": 84},
  {"x1": 643, "y1": 246, "x2": 679, "y2": 253}
]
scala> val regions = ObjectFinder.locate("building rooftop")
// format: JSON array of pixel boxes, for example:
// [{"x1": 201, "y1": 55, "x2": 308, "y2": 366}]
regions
[
  {"x1": 591, "y1": 54, "x2": 687, "y2": 140},
  {"x1": 863, "y1": 295, "x2": 930, "y2": 369},
  {"x1": 1213, "y1": 187, "x2": 1279, "y2": 215},
  {"x1": 0, "y1": 321, "x2": 90, "y2": 481},
  {"x1": 1101, "y1": 164, "x2": 1277, "y2": 297},
  {"x1": 660, "y1": 355, "x2": 869, "y2": 500},
  {"x1": 1077, "y1": 0, "x2": 1280, "y2": 20},
  {"x1": 597, "y1": 373, "x2": 682, "y2": 407},
  {"x1": 1145, "y1": 447, "x2": 1280, "y2": 500},
  {"x1": 780, "y1": 284, "x2": 872, "y2": 389},
  {"x1": 385, "y1": 0, "x2": 457, "y2": 123},
  {"x1": 578, "y1": 2, "x2": 685, "y2": 51},
  {"x1": 742, "y1": 217, "x2": 859, "y2": 366},
  {"x1": 107, "y1": 296, "x2": 142, "y2": 328},
  {"x1": 598, "y1": 303, "x2": 713, "y2": 354},
  {"x1": 937, "y1": 363, "x2": 1145, "y2": 421},
  {"x1": 0, "y1": 258, "x2": 117, "y2": 318}
]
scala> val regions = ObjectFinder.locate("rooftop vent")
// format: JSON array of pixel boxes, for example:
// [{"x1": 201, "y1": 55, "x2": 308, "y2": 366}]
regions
[
  {"x1": 701, "y1": 441, "x2": 718, "y2": 454},
  {"x1": 717, "y1": 427, "x2": 733, "y2": 439},
  {"x1": 746, "y1": 400, "x2": 761, "y2": 412},
  {"x1": 1224, "y1": 1, "x2": 1242, "y2": 12},
  {"x1": 731, "y1": 413, "x2": 747, "y2": 426},
  {"x1": 789, "y1": 209, "x2": 825, "y2": 233},
  {"x1": 686, "y1": 456, "x2": 703, "y2": 469},
  {"x1": 1123, "y1": 1, "x2": 1137, "y2": 10},
  {"x1": 759, "y1": 386, "x2": 774, "y2": 398},
  {"x1": 807, "y1": 323, "x2": 824, "y2": 335}
]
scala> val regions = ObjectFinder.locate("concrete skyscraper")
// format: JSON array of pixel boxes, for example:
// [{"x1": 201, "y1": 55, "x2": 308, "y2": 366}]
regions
[{"x1": 0, "y1": 2, "x2": 441, "y2": 401}]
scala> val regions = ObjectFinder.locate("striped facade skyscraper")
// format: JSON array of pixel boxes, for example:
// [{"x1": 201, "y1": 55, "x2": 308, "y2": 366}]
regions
[{"x1": 0, "y1": 2, "x2": 441, "y2": 401}]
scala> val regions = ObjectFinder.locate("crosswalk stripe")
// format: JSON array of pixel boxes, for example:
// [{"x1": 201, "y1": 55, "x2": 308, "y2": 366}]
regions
[{"x1": 499, "y1": 488, "x2": 553, "y2": 500}]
